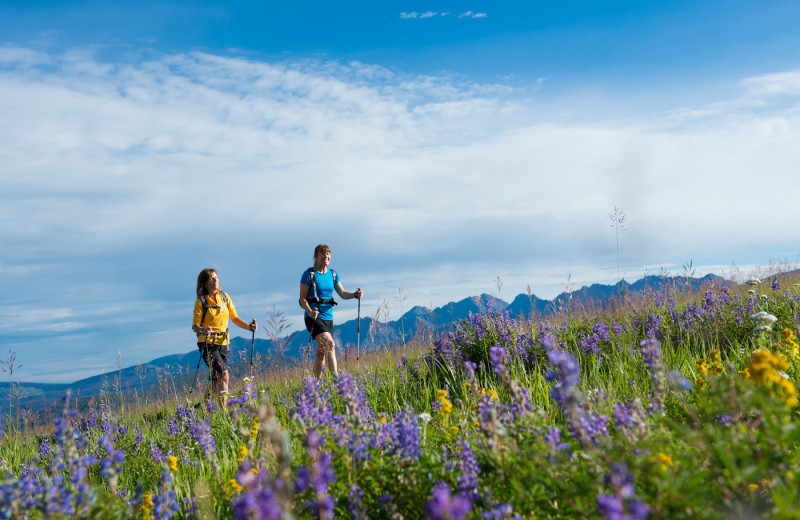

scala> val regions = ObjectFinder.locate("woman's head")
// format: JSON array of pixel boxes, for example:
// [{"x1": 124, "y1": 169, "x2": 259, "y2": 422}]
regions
[
  {"x1": 313, "y1": 244, "x2": 331, "y2": 259},
  {"x1": 196, "y1": 268, "x2": 219, "y2": 297}
]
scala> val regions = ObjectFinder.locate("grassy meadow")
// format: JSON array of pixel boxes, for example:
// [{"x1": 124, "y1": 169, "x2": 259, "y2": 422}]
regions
[{"x1": 2, "y1": 270, "x2": 800, "y2": 519}]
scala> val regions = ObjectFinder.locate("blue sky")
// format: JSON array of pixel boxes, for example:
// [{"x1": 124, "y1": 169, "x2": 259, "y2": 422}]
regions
[{"x1": 2, "y1": 1, "x2": 800, "y2": 382}]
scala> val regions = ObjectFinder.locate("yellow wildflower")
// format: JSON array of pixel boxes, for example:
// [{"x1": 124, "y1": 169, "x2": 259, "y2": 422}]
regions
[
  {"x1": 738, "y1": 368, "x2": 751, "y2": 381},
  {"x1": 440, "y1": 398, "x2": 453, "y2": 415},
  {"x1": 141, "y1": 493, "x2": 155, "y2": 520},
  {"x1": 226, "y1": 478, "x2": 243, "y2": 496},
  {"x1": 249, "y1": 416, "x2": 259, "y2": 440},
  {"x1": 166, "y1": 456, "x2": 178, "y2": 472},
  {"x1": 745, "y1": 350, "x2": 798, "y2": 407},
  {"x1": 697, "y1": 359, "x2": 709, "y2": 376},
  {"x1": 436, "y1": 389, "x2": 453, "y2": 415},
  {"x1": 237, "y1": 445, "x2": 248, "y2": 464},
  {"x1": 653, "y1": 452, "x2": 674, "y2": 472},
  {"x1": 478, "y1": 388, "x2": 498, "y2": 400},
  {"x1": 450, "y1": 426, "x2": 460, "y2": 434},
  {"x1": 749, "y1": 483, "x2": 759, "y2": 490},
  {"x1": 710, "y1": 350, "x2": 721, "y2": 364}
]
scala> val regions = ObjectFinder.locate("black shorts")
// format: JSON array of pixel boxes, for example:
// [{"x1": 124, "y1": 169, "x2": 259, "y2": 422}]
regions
[
  {"x1": 198, "y1": 342, "x2": 229, "y2": 374},
  {"x1": 305, "y1": 317, "x2": 334, "y2": 339}
]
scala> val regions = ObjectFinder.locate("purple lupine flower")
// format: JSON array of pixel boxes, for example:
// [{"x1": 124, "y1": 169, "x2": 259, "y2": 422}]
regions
[
  {"x1": 233, "y1": 476, "x2": 284, "y2": 519},
  {"x1": 150, "y1": 441, "x2": 165, "y2": 463},
  {"x1": 190, "y1": 421, "x2": 216, "y2": 457},
  {"x1": 482, "y1": 500, "x2": 524, "y2": 520},
  {"x1": 390, "y1": 406, "x2": 420, "y2": 462},
  {"x1": 568, "y1": 411, "x2": 609, "y2": 446},
  {"x1": 546, "y1": 350, "x2": 580, "y2": 407},
  {"x1": 454, "y1": 438, "x2": 480, "y2": 499},
  {"x1": 348, "y1": 483, "x2": 365, "y2": 519},
  {"x1": 577, "y1": 333, "x2": 601, "y2": 355},
  {"x1": 640, "y1": 340, "x2": 661, "y2": 381},
  {"x1": 645, "y1": 313, "x2": 662, "y2": 340},
  {"x1": 594, "y1": 322, "x2": 611, "y2": 342},
  {"x1": 772, "y1": 277, "x2": 780, "y2": 291},
  {"x1": 336, "y1": 372, "x2": 375, "y2": 428},
  {"x1": 544, "y1": 426, "x2": 570, "y2": 454},
  {"x1": 489, "y1": 345, "x2": 511, "y2": 380},
  {"x1": 426, "y1": 482, "x2": 472, "y2": 520},
  {"x1": 667, "y1": 371, "x2": 691, "y2": 391},
  {"x1": 476, "y1": 393, "x2": 504, "y2": 440},
  {"x1": 294, "y1": 377, "x2": 335, "y2": 429},
  {"x1": 597, "y1": 463, "x2": 649, "y2": 520},
  {"x1": 612, "y1": 322, "x2": 625, "y2": 335},
  {"x1": 606, "y1": 462, "x2": 635, "y2": 498},
  {"x1": 295, "y1": 429, "x2": 336, "y2": 520}
]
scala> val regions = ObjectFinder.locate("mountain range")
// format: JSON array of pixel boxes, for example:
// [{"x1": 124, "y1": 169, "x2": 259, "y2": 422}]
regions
[{"x1": 1, "y1": 273, "x2": 728, "y2": 412}]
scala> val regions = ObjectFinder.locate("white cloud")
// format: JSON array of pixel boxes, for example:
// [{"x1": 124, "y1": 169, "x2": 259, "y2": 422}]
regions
[
  {"x1": 459, "y1": 11, "x2": 487, "y2": 19},
  {"x1": 741, "y1": 69, "x2": 800, "y2": 97},
  {"x1": 400, "y1": 12, "x2": 418, "y2": 19},
  {"x1": 2, "y1": 46, "x2": 800, "y2": 381},
  {"x1": 420, "y1": 11, "x2": 438, "y2": 18}
]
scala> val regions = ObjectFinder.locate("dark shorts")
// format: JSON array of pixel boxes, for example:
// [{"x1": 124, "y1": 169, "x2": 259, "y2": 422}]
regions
[
  {"x1": 305, "y1": 317, "x2": 334, "y2": 339},
  {"x1": 198, "y1": 342, "x2": 229, "y2": 375}
]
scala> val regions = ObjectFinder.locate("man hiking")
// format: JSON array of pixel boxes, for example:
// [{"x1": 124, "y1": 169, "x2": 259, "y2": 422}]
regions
[
  {"x1": 192, "y1": 268, "x2": 257, "y2": 405},
  {"x1": 299, "y1": 244, "x2": 363, "y2": 378}
]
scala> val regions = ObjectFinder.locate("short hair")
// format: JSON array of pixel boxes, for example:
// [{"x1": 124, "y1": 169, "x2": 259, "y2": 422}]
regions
[
  {"x1": 313, "y1": 244, "x2": 331, "y2": 258},
  {"x1": 196, "y1": 268, "x2": 217, "y2": 298}
]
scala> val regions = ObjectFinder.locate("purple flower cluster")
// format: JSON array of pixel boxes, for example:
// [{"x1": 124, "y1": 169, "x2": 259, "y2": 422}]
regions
[
  {"x1": 426, "y1": 481, "x2": 472, "y2": 520},
  {"x1": 596, "y1": 463, "x2": 649, "y2": 520}
]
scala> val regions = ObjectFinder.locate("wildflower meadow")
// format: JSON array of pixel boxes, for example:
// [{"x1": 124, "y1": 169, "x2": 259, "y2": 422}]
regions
[{"x1": 2, "y1": 272, "x2": 800, "y2": 519}]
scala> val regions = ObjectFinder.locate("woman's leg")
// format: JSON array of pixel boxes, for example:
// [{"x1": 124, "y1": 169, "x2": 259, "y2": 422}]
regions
[{"x1": 314, "y1": 332, "x2": 338, "y2": 378}]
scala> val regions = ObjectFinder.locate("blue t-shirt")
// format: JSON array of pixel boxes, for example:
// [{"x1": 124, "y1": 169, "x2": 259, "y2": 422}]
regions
[{"x1": 301, "y1": 268, "x2": 340, "y2": 320}]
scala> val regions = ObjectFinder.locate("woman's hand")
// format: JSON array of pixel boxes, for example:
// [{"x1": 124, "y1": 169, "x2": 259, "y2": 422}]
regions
[{"x1": 249, "y1": 319, "x2": 258, "y2": 332}]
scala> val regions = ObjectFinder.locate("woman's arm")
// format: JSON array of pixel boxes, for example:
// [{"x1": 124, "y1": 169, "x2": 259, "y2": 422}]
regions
[
  {"x1": 335, "y1": 283, "x2": 363, "y2": 300},
  {"x1": 232, "y1": 316, "x2": 257, "y2": 331},
  {"x1": 300, "y1": 283, "x2": 319, "y2": 318}
]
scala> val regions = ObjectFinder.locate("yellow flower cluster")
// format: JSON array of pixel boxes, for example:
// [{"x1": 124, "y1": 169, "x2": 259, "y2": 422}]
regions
[
  {"x1": 225, "y1": 478, "x2": 243, "y2": 496},
  {"x1": 236, "y1": 445, "x2": 248, "y2": 464},
  {"x1": 249, "y1": 416, "x2": 260, "y2": 440},
  {"x1": 779, "y1": 328, "x2": 800, "y2": 362},
  {"x1": 478, "y1": 387, "x2": 498, "y2": 400},
  {"x1": 436, "y1": 389, "x2": 453, "y2": 415},
  {"x1": 742, "y1": 350, "x2": 798, "y2": 407},
  {"x1": 140, "y1": 493, "x2": 154, "y2": 520},
  {"x1": 696, "y1": 359, "x2": 709, "y2": 389},
  {"x1": 166, "y1": 456, "x2": 178, "y2": 472},
  {"x1": 655, "y1": 452, "x2": 674, "y2": 472},
  {"x1": 708, "y1": 350, "x2": 725, "y2": 376}
]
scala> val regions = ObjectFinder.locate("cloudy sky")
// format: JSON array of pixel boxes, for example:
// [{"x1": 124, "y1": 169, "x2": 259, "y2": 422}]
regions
[{"x1": 2, "y1": 1, "x2": 799, "y2": 383}]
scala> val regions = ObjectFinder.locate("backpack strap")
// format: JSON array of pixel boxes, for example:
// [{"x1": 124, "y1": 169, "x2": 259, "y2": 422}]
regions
[
  {"x1": 198, "y1": 292, "x2": 229, "y2": 337},
  {"x1": 303, "y1": 267, "x2": 338, "y2": 308}
]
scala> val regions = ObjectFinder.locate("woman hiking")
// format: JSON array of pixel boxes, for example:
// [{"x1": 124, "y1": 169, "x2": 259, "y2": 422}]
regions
[
  {"x1": 299, "y1": 244, "x2": 363, "y2": 379},
  {"x1": 192, "y1": 268, "x2": 257, "y2": 405}
]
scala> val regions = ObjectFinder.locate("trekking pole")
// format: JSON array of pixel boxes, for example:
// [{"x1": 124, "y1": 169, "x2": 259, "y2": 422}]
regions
[
  {"x1": 249, "y1": 319, "x2": 256, "y2": 379},
  {"x1": 189, "y1": 351, "x2": 203, "y2": 394},
  {"x1": 356, "y1": 288, "x2": 361, "y2": 361},
  {"x1": 190, "y1": 335, "x2": 210, "y2": 395}
]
